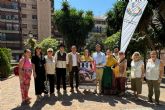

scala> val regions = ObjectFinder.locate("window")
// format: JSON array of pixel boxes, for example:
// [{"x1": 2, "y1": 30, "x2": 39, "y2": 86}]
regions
[
  {"x1": 1, "y1": 14, "x2": 5, "y2": 19},
  {"x1": 32, "y1": 5, "x2": 37, "y2": 9},
  {"x1": 11, "y1": 2, "x2": 18, "y2": 10},
  {"x1": 32, "y1": 15, "x2": 37, "y2": 19},
  {"x1": 0, "y1": 33, "x2": 6, "y2": 41},
  {"x1": 22, "y1": 24, "x2": 27, "y2": 28},
  {"x1": 6, "y1": 24, "x2": 12, "y2": 30},
  {"x1": 6, "y1": 15, "x2": 12, "y2": 20},
  {"x1": 13, "y1": 24, "x2": 19, "y2": 31},
  {"x1": 22, "y1": 14, "x2": 27, "y2": 18},
  {"x1": 13, "y1": 15, "x2": 19, "y2": 20},
  {"x1": 32, "y1": 25, "x2": 37, "y2": 29},
  {"x1": 21, "y1": 3, "x2": 26, "y2": 8}
]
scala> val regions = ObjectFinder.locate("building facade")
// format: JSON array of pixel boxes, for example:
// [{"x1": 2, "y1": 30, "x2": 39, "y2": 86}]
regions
[
  {"x1": 0, "y1": 0, "x2": 52, "y2": 59},
  {"x1": 91, "y1": 16, "x2": 107, "y2": 34},
  {"x1": 0, "y1": 0, "x2": 22, "y2": 55},
  {"x1": 20, "y1": 0, "x2": 51, "y2": 41}
]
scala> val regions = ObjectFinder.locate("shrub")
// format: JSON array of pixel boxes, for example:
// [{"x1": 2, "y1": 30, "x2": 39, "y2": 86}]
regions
[
  {"x1": 1, "y1": 48, "x2": 12, "y2": 62},
  {"x1": 0, "y1": 48, "x2": 11, "y2": 78},
  {"x1": 38, "y1": 37, "x2": 59, "y2": 54}
]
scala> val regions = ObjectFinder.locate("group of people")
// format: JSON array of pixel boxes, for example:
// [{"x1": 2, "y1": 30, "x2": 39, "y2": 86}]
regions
[{"x1": 18, "y1": 44, "x2": 164, "y2": 106}]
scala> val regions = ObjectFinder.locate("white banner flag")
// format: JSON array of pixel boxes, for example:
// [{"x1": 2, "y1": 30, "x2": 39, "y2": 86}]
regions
[{"x1": 120, "y1": 0, "x2": 148, "y2": 52}]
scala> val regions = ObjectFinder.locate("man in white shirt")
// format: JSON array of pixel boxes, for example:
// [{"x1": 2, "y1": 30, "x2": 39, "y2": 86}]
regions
[
  {"x1": 55, "y1": 44, "x2": 68, "y2": 93},
  {"x1": 67, "y1": 45, "x2": 80, "y2": 92}
]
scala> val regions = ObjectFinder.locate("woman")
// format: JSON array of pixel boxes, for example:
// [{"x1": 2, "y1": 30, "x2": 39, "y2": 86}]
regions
[
  {"x1": 116, "y1": 51, "x2": 127, "y2": 96},
  {"x1": 32, "y1": 46, "x2": 47, "y2": 101},
  {"x1": 80, "y1": 49, "x2": 94, "y2": 92},
  {"x1": 146, "y1": 51, "x2": 164, "y2": 105},
  {"x1": 102, "y1": 49, "x2": 117, "y2": 95},
  {"x1": 19, "y1": 49, "x2": 32, "y2": 104},
  {"x1": 45, "y1": 48, "x2": 56, "y2": 95},
  {"x1": 131, "y1": 52, "x2": 144, "y2": 99}
]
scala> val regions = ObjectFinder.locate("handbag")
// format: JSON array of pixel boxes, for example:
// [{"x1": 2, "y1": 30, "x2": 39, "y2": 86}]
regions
[
  {"x1": 14, "y1": 59, "x2": 26, "y2": 76},
  {"x1": 44, "y1": 74, "x2": 49, "y2": 93},
  {"x1": 14, "y1": 65, "x2": 19, "y2": 76}
]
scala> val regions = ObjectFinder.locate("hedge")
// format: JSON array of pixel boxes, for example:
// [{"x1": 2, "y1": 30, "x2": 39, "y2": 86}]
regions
[{"x1": 0, "y1": 48, "x2": 11, "y2": 78}]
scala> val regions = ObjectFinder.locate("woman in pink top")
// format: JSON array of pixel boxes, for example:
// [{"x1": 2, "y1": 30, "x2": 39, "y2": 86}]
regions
[{"x1": 19, "y1": 49, "x2": 32, "y2": 104}]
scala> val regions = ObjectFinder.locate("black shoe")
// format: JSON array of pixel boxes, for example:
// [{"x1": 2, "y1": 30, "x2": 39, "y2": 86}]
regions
[
  {"x1": 148, "y1": 99, "x2": 153, "y2": 103},
  {"x1": 44, "y1": 90, "x2": 48, "y2": 94},
  {"x1": 70, "y1": 88, "x2": 74, "y2": 92},
  {"x1": 155, "y1": 101, "x2": 160, "y2": 106}
]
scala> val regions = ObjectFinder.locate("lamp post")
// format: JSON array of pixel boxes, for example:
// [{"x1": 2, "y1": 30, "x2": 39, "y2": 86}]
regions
[
  {"x1": 28, "y1": 31, "x2": 34, "y2": 53},
  {"x1": 28, "y1": 31, "x2": 33, "y2": 38}
]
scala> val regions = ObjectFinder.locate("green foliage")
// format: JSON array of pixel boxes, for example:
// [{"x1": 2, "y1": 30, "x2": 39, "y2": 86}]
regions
[
  {"x1": 53, "y1": 1, "x2": 94, "y2": 50},
  {"x1": 103, "y1": 32, "x2": 120, "y2": 50},
  {"x1": 106, "y1": 1, "x2": 127, "y2": 36},
  {"x1": 85, "y1": 33, "x2": 106, "y2": 52},
  {"x1": 0, "y1": 48, "x2": 11, "y2": 78},
  {"x1": 24, "y1": 37, "x2": 37, "y2": 54},
  {"x1": 0, "y1": 48, "x2": 12, "y2": 63},
  {"x1": 38, "y1": 37, "x2": 59, "y2": 54}
]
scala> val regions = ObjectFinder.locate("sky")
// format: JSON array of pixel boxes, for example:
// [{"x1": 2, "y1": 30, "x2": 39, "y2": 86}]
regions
[{"x1": 54, "y1": 0, "x2": 116, "y2": 16}]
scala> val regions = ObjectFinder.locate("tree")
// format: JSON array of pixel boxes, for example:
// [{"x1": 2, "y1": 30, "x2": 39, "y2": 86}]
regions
[
  {"x1": 1, "y1": 48, "x2": 12, "y2": 63},
  {"x1": 53, "y1": 1, "x2": 94, "y2": 50},
  {"x1": 24, "y1": 37, "x2": 37, "y2": 53},
  {"x1": 103, "y1": 32, "x2": 120, "y2": 50},
  {"x1": 106, "y1": 1, "x2": 127, "y2": 36},
  {"x1": 85, "y1": 33, "x2": 106, "y2": 52},
  {"x1": 138, "y1": 0, "x2": 165, "y2": 52},
  {"x1": 106, "y1": 0, "x2": 165, "y2": 56},
  {"x1": 38, "y1": 37, "x2": 59, "y2": 54},
  {"x1": 0, "y1": 48, "x2": 11, "y2": 78}
]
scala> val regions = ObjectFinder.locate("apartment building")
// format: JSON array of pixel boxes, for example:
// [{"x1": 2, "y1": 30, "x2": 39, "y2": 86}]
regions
[
  {"x1": 0, "y1": 0, "x2": 52, "y2": 59},
  {"x1": 20, "y1": 0, "x2": 51, "y2": 41},
  {"x1": 0, "y1": 0, "x2": 22, "y2": 56},
  {"x1": 92, "y1": 16, "x2": 107, "y2": 34}
]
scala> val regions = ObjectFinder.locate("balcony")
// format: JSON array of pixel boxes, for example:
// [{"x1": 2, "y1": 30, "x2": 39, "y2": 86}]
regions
[
  {"x1": 0, "y1": 29, "x2": 19, "y2": 34},
  {"x1": 0, "y1": 19, "x2": 19, "y2": 23},
  {"x1": 0, "y1": 2, "x2": 19, "y2": 13}
]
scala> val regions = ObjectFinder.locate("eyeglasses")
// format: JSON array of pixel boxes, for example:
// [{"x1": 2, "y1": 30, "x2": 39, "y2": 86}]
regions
[{"x1": 48, "y1": 51, "x2": 53, "y2": 53}]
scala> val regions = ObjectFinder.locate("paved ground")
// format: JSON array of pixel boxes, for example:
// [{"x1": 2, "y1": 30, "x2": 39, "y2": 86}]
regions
[{"x1": 1, "y1": 75, "x2": 165, "y2": 110}]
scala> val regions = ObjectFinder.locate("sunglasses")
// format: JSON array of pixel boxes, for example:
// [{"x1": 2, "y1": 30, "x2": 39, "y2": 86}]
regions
[{"x1": 48, "y1": 51, "x2": 53, "y2": 53}]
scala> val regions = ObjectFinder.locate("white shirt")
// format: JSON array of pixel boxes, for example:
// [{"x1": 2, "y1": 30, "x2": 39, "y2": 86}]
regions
[
  {"x1": 146, "y1": 59, "x2": 160, "y2": 80},
  {"x1": 45, "y1": 56, "x2": 56, "y2": 74},
  {"x1": 131, "y1": 60, "x2": 144, "y2": 78},
  {"x1": 71, "y1": 52, "x2": 78, "y2": 66}
]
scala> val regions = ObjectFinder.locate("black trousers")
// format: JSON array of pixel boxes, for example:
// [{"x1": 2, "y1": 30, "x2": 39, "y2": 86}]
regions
[
  {"x1": 47, "y1": 74, "x2": 55, "y2": 94},
  {"x1": 56, "y1": 68, "x2": 66, "y2": 90},
  {"x1": 69, "y1": 66, "x2": 79, "y2": 89},
  {"x1": 34, "y1": 72, "x2": 46, "y2": 95}
]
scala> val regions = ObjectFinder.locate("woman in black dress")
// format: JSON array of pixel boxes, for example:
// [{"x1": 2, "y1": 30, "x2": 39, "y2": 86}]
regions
[{"x1": 32, "y1": 46, "x2": 47, "y2": 101}]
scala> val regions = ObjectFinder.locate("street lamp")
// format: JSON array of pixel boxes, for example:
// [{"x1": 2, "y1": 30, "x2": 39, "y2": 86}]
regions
[
  {"x1": 28, "y1": 31, "x2": 34, "y2": 53},
  {"x1": 28, "y1": 31, "x2": 33, "y2": 38}
]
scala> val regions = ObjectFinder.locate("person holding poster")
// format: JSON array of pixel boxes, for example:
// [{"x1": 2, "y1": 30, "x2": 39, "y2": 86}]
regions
[{"x1": 79, "y1": 49, "x2": 95, "y2": 93}]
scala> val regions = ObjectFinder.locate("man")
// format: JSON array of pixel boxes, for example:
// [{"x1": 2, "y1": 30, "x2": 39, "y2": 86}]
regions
[
  {"x1": 92, "y1": 44, "x2": 106, "y2": 94},
  {"x1": 67, "y1": 45, "x2": 80, "y2": 92},
  {"x1": 55, "y1": 44, "x2": 68, "y2": 94},
  {"x1": 113, "y1": 46, "x2": 119, "y2": 60}
]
